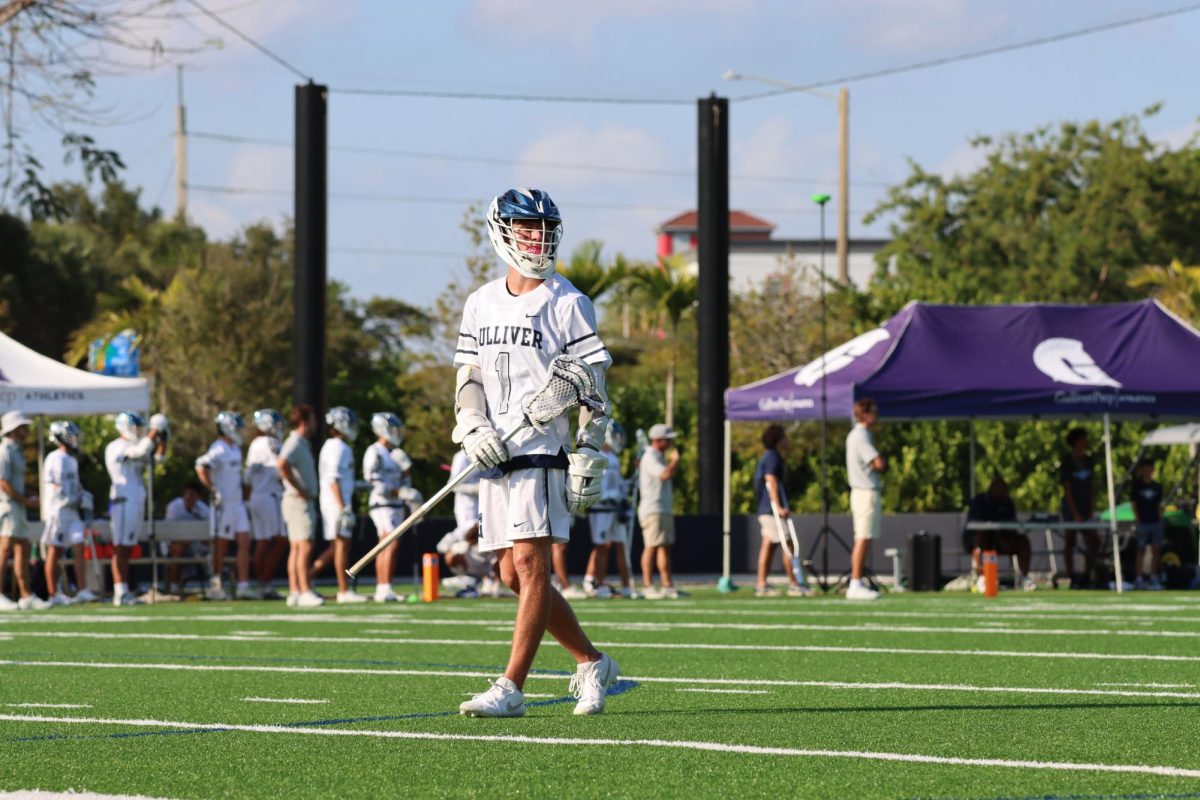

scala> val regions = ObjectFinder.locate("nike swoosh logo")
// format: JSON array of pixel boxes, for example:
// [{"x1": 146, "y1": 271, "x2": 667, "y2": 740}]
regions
[
  {"x1": 525, "y1": 313, "x2": 539, "y2": 318},
  {"x1": 513, "y1": 521, "x2": 529, "y2": 528}
]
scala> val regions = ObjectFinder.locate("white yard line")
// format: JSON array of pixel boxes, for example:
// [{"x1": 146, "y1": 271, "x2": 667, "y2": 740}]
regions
[
  {"x1": 0, "y1": 792, "x2": 177, "y2": 800},
  {"x1": 3, "y1": 712, "x2": 1199, "y2": 779},
  {"x1": 5, "y1": 702, "x2": 93, "y2": 709},
  {"x1": 3, "y1": 658, "x2": 1199, "y2": 699},
  {"x1": 676, "y1": 688, "x2": 772, "y2": 695},
  {"x1": 241, "y1": 697, "x2": 328, "y2": 705},
  {"x1": 1096, "y1": 682, "x2": 1196, "y2": 688}
]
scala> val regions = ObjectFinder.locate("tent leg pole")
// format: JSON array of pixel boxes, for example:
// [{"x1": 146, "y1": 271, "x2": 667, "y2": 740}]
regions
[
  {"x1": 718, "y1": 419, "x2": 734, "y2": 592},
  {"x1": 968, "y1": 420, "x2": 976, "y2": 500},
  {"x1": 1103, "y1": 414, "x2": 1122, "y2": 593}
]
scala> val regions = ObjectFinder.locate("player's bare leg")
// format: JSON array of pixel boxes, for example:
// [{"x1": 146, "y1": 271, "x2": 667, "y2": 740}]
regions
[
  {"x1": 235, "y1": 532, "x2": 252, "y2": 585},
  {"x1": 212, "y1": 538, "x2": 228, "y2": 587},
  {"x1": 44, "y1": 546, "x2": 62, "y2": 597},
  {"x1": 641, "y1": 544, "x2": 655, "y2": 590},
  {"x1": 610, "y1": 541, "x2": 631, "y2": 590},
  {"x1": 374, "y1": 538, "x2": 398, "y2": 590},
  {"x1": 334, "y1": 538, "x2": 352, "y2": 593},
  {"x1": 656, "y1": 545, "x2": 674, "y2": 589}
]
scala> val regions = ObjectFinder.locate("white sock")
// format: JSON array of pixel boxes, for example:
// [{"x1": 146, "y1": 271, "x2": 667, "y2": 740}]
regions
[
  {"x1": 850, "y1": 578, "x2": 863, "y2": 589},
  {"x1": 211, "y1": 576, "x2": 223, "y2": 589},
  {"x1": 496, "y1": 676, "x2": 520, "y2": 693},
  {"x1": 114, "y1": 582, "x2": 128, "y2": 597}
]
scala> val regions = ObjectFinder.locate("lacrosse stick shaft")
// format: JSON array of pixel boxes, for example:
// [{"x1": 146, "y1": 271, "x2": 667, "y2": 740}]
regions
[
  {"x1": 786, "y1": 517, "x2": 810, "y2": 586},
  {"x1": 771, "y1": 505, "x2": 804, "y2": 585},
  {"x1": 346, "y1": 426, "x2": 523, "y2": 579}
]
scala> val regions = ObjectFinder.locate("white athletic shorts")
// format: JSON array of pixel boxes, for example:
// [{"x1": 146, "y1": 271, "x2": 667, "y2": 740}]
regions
[
  {"x1": 320, "y1": 504, "x2": 353, "y2": 542},
  {"x1": 369, "y1": 505, "x2": 406, "y2": 539},
  {"x1": 0, "y1": 502, "x2": 30, "y2": 540},
  {"x1": 213, "y1": 501, "x2": 251, "y2": 541},
  {"x1": 588, "y1": 510, "x2": 627, "y2": 546},
  {"x1": 42, "y1": 512, "x2": 85, "y2": 548},
  {"x1": 478, "y1": 467, "x2": 569, "y2": 553},
  {"x1": 248, "y1": 494, "x2": 284, "y2": 541},
  {"x1": 850, "y1": 488, "x2": 882, "y2": 541},
  {"x1": 109, "y1": 493, "x2": 144, "y2": 547}
]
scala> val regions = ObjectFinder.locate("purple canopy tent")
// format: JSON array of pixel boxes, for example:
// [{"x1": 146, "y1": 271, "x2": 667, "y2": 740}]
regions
[{"x1": 720, "y1": 300, "x2": 1200, "y2": 591}]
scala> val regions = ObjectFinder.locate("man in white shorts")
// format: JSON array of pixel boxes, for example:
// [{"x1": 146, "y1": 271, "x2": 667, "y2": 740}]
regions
[
  {"x1": 245, "y1": 409, "x2": 287, "y2": 599},
  {"x1": 105, "y1": 411, "x2": 166, "y2": 606},
  {"x1": 363, "y1": 412, "x2": 420, "y2": 602},
  {"x1": 314, "y1": 406, "x2": 366, "y2": 603},
  {"x1": 41, "y1": 420, "x2": 90, "y2": 605},
  {"x1": 276, "y1": 405, "x2": 323, "y2": 607},
  {"x1": 454, "y1": 187, "x2": 618, "y2": 718},
  {"x1": 0, "y1": 411, "x2": 49, "y2": 610},
  {"x1": 583, "y1": 420, "x2": 633, "y2": 599},
  {"x1": 846, "y1": 398, "x2": 886, "y2": 601},
  {"x1": 196, "y1": 411, "x2": 256, "y2": 600}
]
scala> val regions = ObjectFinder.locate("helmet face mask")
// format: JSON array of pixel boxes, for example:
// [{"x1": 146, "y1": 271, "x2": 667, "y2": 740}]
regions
[
  {"x1": 252, "y1": 409, "x2": 285, "y2": 439},
  {"x1": 326, "y1": 407, "x2": 359, "y2": 442},
  {"x1": 115, "y1": 412, "x2": 146, "y2": 441},
  {"x1": 370, "y1": 412, "x2": 404, "y2": 447},
  {"x1": 215, "y1": 411, "x2": 246, "y2": 446},
  {"x1": 49, "y1": 420, "x2": 82, "y2": 451},
  {"x1": 487, "y1": 188, "x2": 562, "y2": 279}
]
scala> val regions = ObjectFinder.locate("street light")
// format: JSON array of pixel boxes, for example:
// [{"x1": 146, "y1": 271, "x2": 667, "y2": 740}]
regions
[{"x1": 723, "y1": 70, "x2": 849, "y2": 286}]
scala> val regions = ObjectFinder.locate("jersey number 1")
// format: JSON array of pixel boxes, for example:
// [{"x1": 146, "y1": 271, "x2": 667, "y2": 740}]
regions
[{"x1": 495, "y1": 352, "x2": 512, "y2": 414}]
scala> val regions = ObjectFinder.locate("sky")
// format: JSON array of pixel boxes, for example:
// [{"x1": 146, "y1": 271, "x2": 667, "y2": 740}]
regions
[{"x1": 18, "y1": 0, "x2": 1200, "y2": 308}]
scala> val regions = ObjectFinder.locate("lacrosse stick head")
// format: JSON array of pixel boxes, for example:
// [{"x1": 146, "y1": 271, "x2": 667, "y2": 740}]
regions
[{"x1": 522, "y1": 355, "x2": 604, "y2": 433}]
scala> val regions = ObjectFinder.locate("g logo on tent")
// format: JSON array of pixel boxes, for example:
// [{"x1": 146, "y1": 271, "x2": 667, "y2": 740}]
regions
[
  {"x1": 794, "y1": 328, "x2": 890, "y2": 388},
  {"x1": 1032, "y1": 338, "x2": 1121, "y2": 388}
]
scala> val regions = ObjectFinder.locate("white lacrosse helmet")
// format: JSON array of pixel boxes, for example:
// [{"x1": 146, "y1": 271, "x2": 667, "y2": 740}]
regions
[
  {"x1": 370, "y1": 412, "x2": 404, "y2": 447},
  {"x1": 326, "y1": 407, "x2": 359, "y2": 441},
  {"x1": 49, "y1": 420, "x2": 81, "y2": 451},
  {"x1": 486, "y1": 188, "x2": 563, "y2": 280},
  {"x1": 605, "y1": 419, "x2": 626, "y2": 453},
  {"x1": 115, "y1": 411, "x2": 146, "y2": 441},
  {"x1": 215, "y1": 411, "x2": 245, "y2": 445},
  {"x1": 252, "y1": 408, "x2": 285, "y2": 438}
]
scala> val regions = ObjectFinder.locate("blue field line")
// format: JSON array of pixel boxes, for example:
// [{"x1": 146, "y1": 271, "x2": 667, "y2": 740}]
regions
[{"x1": 5, "y1": 676, "x2": 641, "y2": 745}]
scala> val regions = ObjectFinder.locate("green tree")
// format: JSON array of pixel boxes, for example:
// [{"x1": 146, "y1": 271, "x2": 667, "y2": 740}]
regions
[
  {"x1": 556, "y1": 240, "x2": 628, "y2": 301},
  {"x1": 1129, "y1": 260, "x2": 1200, "y2": 321},
  {"x1": 625, "y1": 255, "x2": 698, "y2": 428}
]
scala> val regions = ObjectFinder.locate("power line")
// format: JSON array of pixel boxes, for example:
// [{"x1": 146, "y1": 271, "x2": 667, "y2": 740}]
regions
[
  {"x1": 181, "y1": 0, "x2": 312, "y2": 83},
  {"x1": 735, "y1": 2, "x2": 1200, "y2": 102},
  {"x1": 331, "y1": 86, "x2": 689, "y2": 106},
  {"x1": 189, "y1": 130, "x2": 894, "y2": 188},
  {"x1": 185, "y1": 184, "x2": 834, "y2": 215},
  {"x1": 331, "y1": 247, "x2": 468, "y2": 258}
]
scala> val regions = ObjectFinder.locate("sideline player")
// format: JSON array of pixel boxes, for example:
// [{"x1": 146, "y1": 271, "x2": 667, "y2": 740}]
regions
[
  {"x1": 163, "y1": 481, "x2": 209, "y2": 595},
  {"x1": 41, "y1": 421, "x2": 89, "y2": 605},
  {"x1": 455, "y1": 188, "x2": 618, "y2": 717},
  {"x1": 438, "y1": 449, "x2": 498, "y2": 597},
  {"x1": 196, "y1": 412, "x2": 256, "y2": 600},
  {"x1": 582, "y1": 420, "x2": 633, "y2": 599},
  {"x1": 363, "y1": 412, "x2": 417, "y2": 602},
  {"x1": 105, "y1": 412, "x2": 166, "y2": 606},
  {"x1": 0, "y1": 411, "x2": 49, "y2": 610},
  {"x1": 313, "y1": 407, "x2": 366, "y2": 603},
  {"x1": 245, "y1": 409, "x2": 288, "y2": 599}
]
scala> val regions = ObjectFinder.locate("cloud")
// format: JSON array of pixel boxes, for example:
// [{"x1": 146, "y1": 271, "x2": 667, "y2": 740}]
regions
[
  {"x1": 466, "y1": 0, "x2": 753, "y2": 46},
  {"x1": 847, "y1": 0, "x2": 1010, "y2": 53},
  {"x1": 513, "y1": 124, "x2": 675, "y2": 191},
  {"x1": 1155, "y1": 121, "x2": 1200, "y2": 151},
  {"x1": 936, "y1": 139, "x2": 988, "y2": 179}
]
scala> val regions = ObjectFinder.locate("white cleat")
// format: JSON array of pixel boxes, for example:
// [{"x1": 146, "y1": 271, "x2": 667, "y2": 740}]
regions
[
  {"x1": 373, "y1": 589, "x2": 403, "y2": 603},
  {"x1": 593, "y1": 584, "x2": 613, "y2": 599},
  {"x1": 0, "y1": 594, "x2": 18, "y2": 611},
  {"x1": 570, "y1": 653, "x2": 620, "y2": 716},
  {"x1": 619, "y1": 586, "x2": 635, "y2": 599},
  {"x1": 48, "y1": 592, "x2": 73, "y2": 607},
  {"x1": 641, "y1": 585, "x2": 664, "y2": 599},
  {"x1": 205, "y1": 586, "x2": 228, "y2": 601},
  {"x1": 296, "y1": 590, "x2": 325, "y2": 608},
  {"x1": 460, "y1": 678, "x2": 525, "y2": 718},
  {"x1": 72, "y1": 588, "x2": 99, "y2": 603},
  {"x1": 846, "y1": 583, "x2": 880, "y2": 601},
  {"x1": 112, "y1": 593, "x2": 141, "y2": 607},
  {"x1": 336, "y1": 590, "x2": 368, "y2": 604},
  {"x1": 235, "y1": 585, "x2": 263, "y2": 600},
  {"x1": 18, "y1": 595, "x2": 52, "y2": 610},
  {"x1": 560, "y1": 584, "x2": 587, "y2": 600},
  {"x1": 286, "y1": 593, "x2": 300, "y2": 607}
]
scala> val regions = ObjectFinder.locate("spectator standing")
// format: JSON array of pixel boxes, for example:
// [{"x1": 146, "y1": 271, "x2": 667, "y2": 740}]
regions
[
  {"x1": 1131, "y1": 458, "x2": 1164, "y2": 591},
  {"x1": 0, "y1": 411, "x2": 49, "y2": 609},
  {"x1": 754, "y1": 424, "x2": 806, "y2": 597},
  {"x1": 845, "y1": 399, "x2": 884, "y2": 601},
  {"x1": 1060, "y1": 428, "x2": 1099, "y2": 587},
  {"x1": 277, "y1": 405, "x2": 323, "y2": 607},
  {"x1": 637, "y1": 423, "x2": 680, "y2": 599}
]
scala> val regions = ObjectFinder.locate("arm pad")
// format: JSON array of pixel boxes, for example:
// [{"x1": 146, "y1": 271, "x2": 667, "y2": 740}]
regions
[
  {"x1": 575, "y1": 364, "x2": 610, "y2": 451},
  {"x1": 452, "y1": 365, "x2": 491, "y2": 444}
]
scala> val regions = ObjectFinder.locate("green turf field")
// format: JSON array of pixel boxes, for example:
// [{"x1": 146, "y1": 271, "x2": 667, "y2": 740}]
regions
[{"x1": 1, "y1": 588, "x2": 1199, "y2": 799}]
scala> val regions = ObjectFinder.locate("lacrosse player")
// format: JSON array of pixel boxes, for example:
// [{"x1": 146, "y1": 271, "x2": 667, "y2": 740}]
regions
[
  {"x1": 0, "y1": 411, "x2": 49, "y2": 610},
  {"x1": 313, "y1": 407, "x2": 366, "y2": 603},
  {"x1": 104, "y1": 412, "x2": 166, "y2": 606},
  {"x1": 245, "y1": 409, "x2": 287, "y2": 599},
  {"x1": 196, "y1": 412, "x2": 256, "y2": 600},
  {"x1": 41, "y1": 421, "x2": 88, "y2": 605},
  {"x1": 582, "y1": 420, "x2": 633, "y2": 599},
  {"x1": 455, "y1": 188, "x2": 618, "y2": 718},
  {"x1": 363, "y1": 412, "x2": 419, "y2": 602}
]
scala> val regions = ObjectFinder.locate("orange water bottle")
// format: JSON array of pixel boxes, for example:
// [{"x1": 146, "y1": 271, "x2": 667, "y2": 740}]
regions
[
  {"x1": 422, "y1": 553, "x2": 440, "y2": 602},
  {"x1": 982, "y1": 550, "x2": 999, "y2": 598}
]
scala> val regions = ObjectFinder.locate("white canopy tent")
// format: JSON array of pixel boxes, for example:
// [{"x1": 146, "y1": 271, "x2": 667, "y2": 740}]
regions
[
  {"x1": 1141, "y1": 424, "x2": 1200, "y2": 447},
  {"x1": 0, "y1": 331, "x2": 150, "y2": 415}
]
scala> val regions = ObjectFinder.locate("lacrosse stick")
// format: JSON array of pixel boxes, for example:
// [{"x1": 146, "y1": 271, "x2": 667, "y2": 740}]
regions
[
  {"x1": 347, "y1": 355, "x2": 603, "y2": 580},
  {"x1": 771, "y1": 504, "x2": 811, "y2": 593},
  {"x1": 625, "y1": 428, "x2": 648, "y2": 576}
]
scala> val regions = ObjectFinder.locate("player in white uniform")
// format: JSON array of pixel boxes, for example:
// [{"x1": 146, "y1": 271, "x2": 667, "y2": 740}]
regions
[
  {"x1": 104, "y1": 412, "x2": 166, "y2": 606},
  {"x1": 362, "y1": 412, "x2": 420, "y2": 602},
  {"x1": 437, "y1": 449, "x2": 498, "y2": 596},
  {"x1": 455, "y1": 188, "x2": 619, "y2": 718},
  {"x1": 245, "y1": 409, "x2": 287, "y2": 599},
  {"x1": 195, "y1": 411, "x2": 256, "y2": 600},
  {"x1": 314, "y1": 407, "x2": 366, "y2": 603},
  {"x1": 41, "y1": 421, "x2": 90, "y2": 605},
  {"x1": 582, "y1": 420, "x2": 633, "y2": 599}
]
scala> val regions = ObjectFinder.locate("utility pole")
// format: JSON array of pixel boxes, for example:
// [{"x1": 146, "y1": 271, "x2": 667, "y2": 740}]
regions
[
  {"x1": 294, "y1": 82, "x2": 328, "y2": 430},
  {"x1": 836, "y1": 86, "x2": 849, "y2": 285},
  {"x1": 174, "y1": 65, "x2": 187, "y2": 220}
]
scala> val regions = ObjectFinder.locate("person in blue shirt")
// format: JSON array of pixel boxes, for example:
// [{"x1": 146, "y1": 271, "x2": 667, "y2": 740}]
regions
[
  {"x1": 1059, "y1": 428, "x2": 1099, "y2": 587},
  {"x1": 1130, "y1": 458, "x2": 1164, "y2": 590},
  {"x1": 754, "y1": 425, "x2": 805, "y2": 597},
  {"x1": 965, "y1": 476, "x2": 1035, "y2": 591}
]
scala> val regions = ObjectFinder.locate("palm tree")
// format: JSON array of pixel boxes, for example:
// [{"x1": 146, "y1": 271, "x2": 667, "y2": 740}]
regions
[
  {"x1": 626, "y1": 254, "x2": 698, "y2": 427},
  {"x1": 556, "y1": 240, "x2": 628, "y2": 301},
  {"x1": 1129, "y1": 260, "x2": 1200, "y2": 322}
]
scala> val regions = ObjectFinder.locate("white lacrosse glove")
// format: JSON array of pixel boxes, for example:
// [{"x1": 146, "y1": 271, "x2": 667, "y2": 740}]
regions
[
  {"x1": 338, "y1": 506, "x2": 356, "y2": 535},
  {"x1": 461, "y1": 427, "x2": 507, "y2": 470},
  {"x1": 566, "y1": 451, "x2": 607, "y2": 515},
  {"x1": 397, "y1": 486, "x2": 423, "y2": 506},
  {"x1": 211, "y1": 490, "x2": 223, "y2": 509}
]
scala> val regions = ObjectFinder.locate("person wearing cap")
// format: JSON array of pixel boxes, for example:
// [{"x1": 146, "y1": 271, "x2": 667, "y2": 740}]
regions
[
  {"x1": 0, "y1": 411, "x2": 49, "y2": 610},
  {"x1": 637, "y1": 423, "x2": 681, "y2": 599}
]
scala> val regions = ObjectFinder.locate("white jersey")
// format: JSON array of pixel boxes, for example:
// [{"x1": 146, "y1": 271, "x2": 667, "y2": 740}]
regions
[
  {"x1": 318, "y1": 437, "x2": 355, "y2": 510},
  {"x1": 600, "y1": 449, "x2": 624, "y2": 504},
  {"x1": 450, "y1": 449, "x2": 480, "y2": 531},
  {"x1": 454, "y1": 274, "x2": 610, "y2": 459},
  {"x1": 43, "y1": 449, "x2": 82, "y2": 519},
  {"x1": 243, "y1": 435, "x2": 283, "y2": 500},
  {"x1": 165, "y1": 497, "x2": 209, "y2": 521},
  {"x1": 105, "y1": 436, "x2": 155, "y2": 498},
  {"x1": 195, "y1": 438, "x2": 244, "y2": 505},
  {"x1": 363, "y1": 441, "x2": 405, "y2": 508}
]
